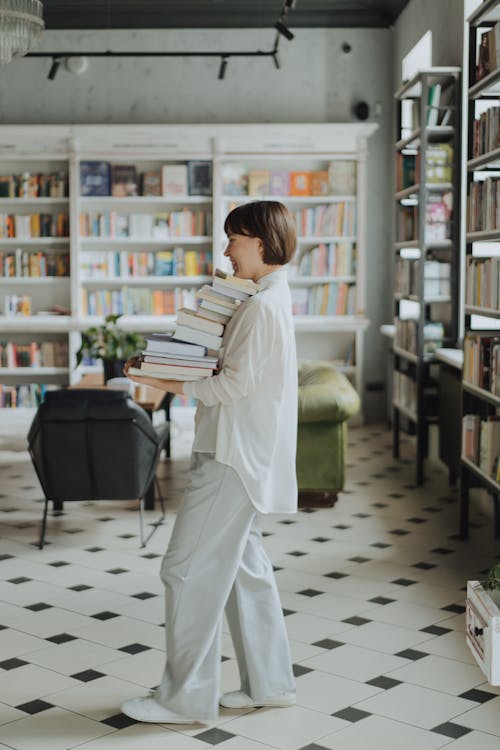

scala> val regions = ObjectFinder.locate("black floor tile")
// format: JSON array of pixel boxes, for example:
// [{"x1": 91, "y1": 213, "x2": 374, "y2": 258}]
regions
[
  {"x1": 118, "y1": 643, "x2": 152, "y2": 655},
  {"x1": 441, "y1": 603, "x2": 466, "y2": 614},
  {"x1": 0, "y1": 658, "x2": 28, "y2": 670},
  {"x1": 282, "y1": 609, "x2": 296, "y2": 616},
  {"x1": 459, "y1": 688, "x2": 497, "y2": 703},
  {"x1": 106, "y1": 568, "x2": 129, "y2": 575},
  {"x1": 141, "y1": 553, "x2": 161, "y2": 559},
  {"x1": 341, "y1": 616, "x2": 371, "y2": 626},
  {"x1": 16, "y1": 699, "x2": 53, "y2": 714},
  {"x1": 347, "y1": 556, "x2": 371, "y2": 563},
  {"x1": 71, "y1": 669, "x2": 106, "y2": 682},
  {"x1": 324, "y1": 572, "x2": 349, "y2": 579},
  {"x1": 371, "y1": 542, "x2": 392, "y2": 548},
  {"x1": 311, "y1": 537, "x2": 331, "y2": 543},
  {"x1": 46, "y1": 633, "x2": 77, "y2": 644},
  {"x1": 24, "y1": 602, "x2": 52, "y2": 612},
  {"x1": 85, "y1": 547, "x2": 105, "y2": 553},
  {"x1": 91, "y1": 611, "x2": 120, "y2": 620},
  {"x1": 365, "y1": 676, "x2": 402, "y2": 690},
  {"x1": 287, "y1": 551, "x2": 308, "y2": 556},
  {"x1": 420, "y1": 625, "x2": 451, "y2": 636},
  {"x1": 195, "y1": 728, "x2": 236, "y2": 745},
  {"x1": 412, "y1": 562, "x2": 436, "y2": 570},
  {"x1": 68, "y1": 584, "x2": 93, "y2": 592},
  {"x1": 368, "y1": 596, "x2": 395, "y2": 605},
  {"x1": 395, "y1": 648, "x2": 429, "y2": 660},
  {"x1": 431, "y1": 722, "x2": 472, "y2": 739},
  {"x1": 101, "y1": 713, "x2": 138, "y2": 729},
  {"x1": 7, "y1": 577, "x2": 31, "y2": 584},
  {"x1": 311, "y1": 639, "x2": 345, "y2": 650},
  {"x1": 48, "y1": 561, "x2": 70, "y2": 567},
  {"x1": 332, "y1": 707, "x2": 371, "y2": 722},
  {"x1": 292, "y1": 664, "x2": 313, "y2": 677},
  {"x1": 297, "y1": 589, "x2": 324, "y2": 597},
  {"x1": 131, "y1": 592, "x2": 157, "y2": 600},
  {"x1": 391, "y1": 578, "x2": 418, "y2": 586}
]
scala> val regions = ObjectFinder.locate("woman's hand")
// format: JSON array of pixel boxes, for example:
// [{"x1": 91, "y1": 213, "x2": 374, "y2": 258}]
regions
[
  {"x1": 125, "y1": 369, "x2": 185, "y2": 395},
  {"x1": 123, "y1": 355, "x2": 142, "y2": 377}
]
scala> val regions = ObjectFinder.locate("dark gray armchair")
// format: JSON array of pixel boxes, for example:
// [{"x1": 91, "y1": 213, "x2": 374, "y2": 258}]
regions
[{"x1": 27, "y1": 389, "x2": 169, "y2": 549}]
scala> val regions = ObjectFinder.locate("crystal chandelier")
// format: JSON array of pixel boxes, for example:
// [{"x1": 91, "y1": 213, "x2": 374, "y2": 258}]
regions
[{"x1": 0, "y1": 0, "x2": 44, "y2": 65}]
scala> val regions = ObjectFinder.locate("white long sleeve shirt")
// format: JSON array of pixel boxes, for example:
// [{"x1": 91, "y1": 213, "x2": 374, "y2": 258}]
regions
[{"x1": 182, "y1": 266, "x2": 298, "y2": 514}]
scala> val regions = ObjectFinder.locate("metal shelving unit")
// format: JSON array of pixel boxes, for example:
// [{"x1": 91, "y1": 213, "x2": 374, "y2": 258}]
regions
[
  {"x1": 392, "y1": 68, "x2": 462, "y2": 486},
  {"x1": 460, "y1": 0, "x2": 500, "y2": 539}
]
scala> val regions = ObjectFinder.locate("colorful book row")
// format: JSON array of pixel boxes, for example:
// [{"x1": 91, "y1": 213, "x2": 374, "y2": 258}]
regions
[
  {"x1": 463, "y1": 333, "x2": 500, "y2": 395},
  {"x1": 292, "y1": 203, "x2": 356, "y2": 237},
  {"x1": 0, "y1": 250, "x2": 70, "y2": 278},
  {"x1": 291, "y1": 283, "x2": 354, "y2": 316},
  {"x1": 0, "y1": 172, "x2": 67, "y2": 199},
  {"x1": 0, "y1": 340, "x2": 68, "y2": 368},
  {"x1": 466, "y1": 257, "x2": 500, "y2": 310},
  {"x1": 0, "y1": 213, "x2": 69, "y2": 239},
  {"x1": 79, "y1": 210, "x2": 211, "y2": 239},
  {"x1": 221, "y1": 161, "x2": 357, "y2": 197},
  {"x1": 80, "y1": 286, "x2": 199, "y2": 317},
  {"x1": 292, "y1": 242, "x2": 356, "y2": 277},
  {"x1": 80, "y1": 161, "x2": 212, "y2": 198}
]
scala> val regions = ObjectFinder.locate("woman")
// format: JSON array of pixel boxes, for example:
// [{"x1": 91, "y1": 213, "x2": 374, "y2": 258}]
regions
[{"x1": 122, "y1": 200, "x2": 298, "y2": 724}]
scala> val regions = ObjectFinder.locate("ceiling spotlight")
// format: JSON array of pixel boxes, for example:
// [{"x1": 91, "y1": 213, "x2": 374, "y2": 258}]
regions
[
  {"x1": 275, "y1": 20, "x2": 294, "y2": 41},
  {"x1": 272, "y1": 51, "x2": 280, "y2": 69},
  {"x1": 47, "y1": 56, "x2": 61, "y2": 80},
  {"x1": 64, "y1": 56, "x2": 89, "y2": 75},
  {"x1": 218, "y1": 56, "x2": 228, "y2": 80}
]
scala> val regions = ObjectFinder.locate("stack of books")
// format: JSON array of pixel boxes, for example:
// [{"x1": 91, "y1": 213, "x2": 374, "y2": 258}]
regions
[{"x1": 128, "y1": 268, "x2": 260, "y2": 382}]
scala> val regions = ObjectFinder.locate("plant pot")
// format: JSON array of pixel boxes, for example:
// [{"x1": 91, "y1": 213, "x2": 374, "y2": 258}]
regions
[
  {"x1": 466, "y1": 580, "x2": 500, "y2": 685},
  {"x1": 102, "y1": 358, "x2": 127, "y2": 383}
]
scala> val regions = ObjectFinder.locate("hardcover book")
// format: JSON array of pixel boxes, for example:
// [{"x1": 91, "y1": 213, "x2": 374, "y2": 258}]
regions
[
  {"x1": 161, "y1": 164, "x2": 188, "y2": 196},
  {"x1": 187, "y1": 160, "x2": 212, "y2": 196},
  {"x1": 111, "y1": 165, "x2": 138, "y2": 197},
  {"x1": 140, "y1": 171, "x2": 162, "y2": 197},
  {"x1": 80, "y1": 161, "x2": 111, "y2": 197}
]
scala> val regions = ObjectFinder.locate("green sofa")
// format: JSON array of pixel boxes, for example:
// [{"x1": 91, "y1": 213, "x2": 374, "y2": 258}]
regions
[{"x1": 297, "y1": 361, "x2": 361, "y2": 507}]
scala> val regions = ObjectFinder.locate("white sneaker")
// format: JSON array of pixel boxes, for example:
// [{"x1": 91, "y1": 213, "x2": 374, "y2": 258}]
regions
[
  {"x1": 121, "y1": 696, "x2": 197, "y2": 724},
  {"x1": 219, "y1": 690, "x2": 296, "y2": 709}
]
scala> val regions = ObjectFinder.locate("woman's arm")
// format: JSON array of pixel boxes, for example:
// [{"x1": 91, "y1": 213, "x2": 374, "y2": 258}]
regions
[{"x1": 123, "y1": 356, "x2": 184, "y2": 395}]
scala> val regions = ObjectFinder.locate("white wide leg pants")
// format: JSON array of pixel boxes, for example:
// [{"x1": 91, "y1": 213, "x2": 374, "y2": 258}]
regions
[{"x1": 154, "y1": 452, "x2": 295, "y2": 721}]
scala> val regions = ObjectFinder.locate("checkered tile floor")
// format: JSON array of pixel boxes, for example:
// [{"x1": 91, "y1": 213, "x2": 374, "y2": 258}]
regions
[{"x1": 1, "y1": 411, "x2": 500, "y2": 750}]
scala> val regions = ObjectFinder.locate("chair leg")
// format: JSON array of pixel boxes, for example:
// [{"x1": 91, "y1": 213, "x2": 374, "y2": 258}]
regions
[
  {"x1": 39, "y1": 498, "x2": 49, "y2": 549},
  {"x1": 139, "y1": 477, "x2": 166, "y2": 547}
]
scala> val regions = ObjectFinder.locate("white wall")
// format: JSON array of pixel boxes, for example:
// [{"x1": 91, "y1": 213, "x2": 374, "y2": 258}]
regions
[{"x1": 0, "y1": 27, "x2": 394, "y2": 420}]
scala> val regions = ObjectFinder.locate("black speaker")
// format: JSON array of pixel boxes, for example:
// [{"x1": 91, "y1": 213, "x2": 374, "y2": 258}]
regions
[{"x1": 353, "y1": 101, "x2": 370, "y2": 120}]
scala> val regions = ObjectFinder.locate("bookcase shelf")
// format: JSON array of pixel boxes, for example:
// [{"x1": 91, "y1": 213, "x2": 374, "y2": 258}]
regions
[
  {"x1": 80, "y1": 275, "x2": 212, "y2": 287},
  {"x1": 392, "y1": 68, "x2": 461, "y2": 486},
  {"x1": 461, "y1": 2, "x2": 500, "y2": 539},
  {"x1": 0, "y1": 123, "x2": 377, "y2": 412},
  {"x1": 0, "y1": 367, "x2": 69, "y2": 376},
  {"x1": 467, "y1": 146, "x2": 500, "y2": 171}
]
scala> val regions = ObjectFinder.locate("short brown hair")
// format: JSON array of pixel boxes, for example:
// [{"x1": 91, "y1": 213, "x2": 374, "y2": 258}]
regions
[{"x1": 224, "y1": 200, "x2": 296, "y2": 265}]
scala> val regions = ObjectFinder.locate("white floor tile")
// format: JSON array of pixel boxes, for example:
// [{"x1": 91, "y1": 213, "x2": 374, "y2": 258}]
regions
[
  {"x1": 295, "y1": 668, "x2": 381, "y2": 713},
  {"x1": 0, "y1": 664, "x2": 78, "y2": 706},
  {"x1": 457, "y1": 696, "x2": 500, "y2": 734},
  {"x1": 387, "y1": 654, "x2": 485, "y2": 694},
  {"x1": 355, "y1": 682, "x2": 477, "y2": 729},
  {"x1": 301, "y1": 643, "x2": 410, "y2": 682},
  {"x1": 0, "y1": 707, "x2": 114, "y2": 750},
  {"x1": 222, "y1": 705, "x2": 347, "y2": 750},
  {"x1": 444, "y1": 729, "x2": 500, "y2": 749},
  {"x1": 44, "y1": 675, "x2": 147, "y2": 721},
  {"x1": 338, "y1": 620, "x2": 433, "y2": 654},
  {"x1": 74, "y1": 724, "x2": 210, "y2": 750},
  {"x1": 102, "y1": 649, "x2": 165, "y2": 688},
  {"x1": 0, "y1": 701, "x2": 26, "y2": 726},
  {"x1": 317, "y1": 714, "x2": 450, "y2": 750}
]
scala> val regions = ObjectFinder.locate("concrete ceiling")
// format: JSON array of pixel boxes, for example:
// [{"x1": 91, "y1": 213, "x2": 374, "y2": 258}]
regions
[{"x1": 41, "y1": 1, "x2": 411, "y2": 30}]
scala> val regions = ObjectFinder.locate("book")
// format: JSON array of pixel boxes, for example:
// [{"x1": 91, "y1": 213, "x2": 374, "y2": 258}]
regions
[
  {"x1": 161, "y1": 164, "x2": 188, "y2": 196},
  {"x1": 212, "y1": 278, "x2": 252, "y2": 302},
  {"x1": 214, "y1": 267, "x2": 260, "y2": 293},
  {"x1": 328, "y1": 161, "x2": 357, "y2": 195},
  {"x1": 196, "y1": 285, "x2": 240, "y2": 310},
  {"x1": 187, "y1": 160, "x2": 212, "y2": 196},
  {"x1": 176, "y1": 307, "x2": 224, "y2": 337},
  {"x1": 155, "y1": 251, "x2": 174, "y2": 276},
  {"x1": 111, "y1": 165, "x2": 138, "y2": 197},
  {"x1": 200, "y1": 298, "x2": 238, "y2": 317},
  {"x1": 143, "y1": 353, "x2": 219, "y2": 367},
  {"x1": 222, "y1": 163, "x2": 248, "y2": 195},
  {"x1": 269, "y1": 170, "x2": 290, "y2": 196},
  {"x1": 248, "y1": 170, "x2": 271, "y2": 196},
  {"x1": 80, "y1": 161, "x2": 111, "y2": 197},
  {"x1": 140, "y1": 171, "x2": 162, "y2": 196},
  {"x1": 128, "y1": 365, "x2": 202, "y2": 382},
  {"x1": 310, "y1": 171, "x2": 330, "y2": 196},
  {"x1": 173, "y1": 324, "x2": 223, "y2": 351},
  {"x1": 426, "y1": 84, "x2": 442, "y2": 127},
  {"x1": 290, "y1": 171, "x2": 312, "y2": 196},
  {"x1": 192, "y1": 306, "x2": 231, "y2": 325},
  {"x1": 140, "y1": 362, "x2": 214, "y2": 378},
  {"x1": 145, "y1": 334, "x2": 206, "y2": 357}
]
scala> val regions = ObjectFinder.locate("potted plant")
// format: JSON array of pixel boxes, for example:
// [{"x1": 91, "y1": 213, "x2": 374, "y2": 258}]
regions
[{"x1": 75, "y1": 314, "x2": 146, "y2": 382}]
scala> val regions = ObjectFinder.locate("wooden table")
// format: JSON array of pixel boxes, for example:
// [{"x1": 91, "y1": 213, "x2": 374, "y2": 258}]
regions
[{"x1": 70, "y1": 373, "x2": 171, "y2": 509}]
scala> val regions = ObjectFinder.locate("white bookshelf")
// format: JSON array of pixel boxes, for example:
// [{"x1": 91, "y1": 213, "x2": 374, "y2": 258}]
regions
[{"x1": 0, "y1": 123, "x2": 377, "y2": 411}]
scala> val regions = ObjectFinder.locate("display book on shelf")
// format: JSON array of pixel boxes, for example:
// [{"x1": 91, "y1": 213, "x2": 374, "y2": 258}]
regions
[
  {"x1": 392, "y1": 67, "x2": 461, "y2": 485},
  {"x1": 0, "y1": 122, "x2": 376, "y2": 411},
  {"x1": 460, "y1": 0, "x2": 500, "y2": 541}
]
